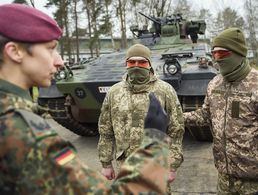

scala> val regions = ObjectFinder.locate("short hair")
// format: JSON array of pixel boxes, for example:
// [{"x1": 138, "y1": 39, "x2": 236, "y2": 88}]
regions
[
  {"x1": 0, "y1": 35, "x2": 10, "y2": 65},
  {"x1": 0, "y1": 34, "x2": 33, "y2": 65}
]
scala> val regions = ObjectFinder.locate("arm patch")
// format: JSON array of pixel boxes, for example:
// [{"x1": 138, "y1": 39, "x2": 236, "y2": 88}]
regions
[
  {"x1": 54, "y1": 147, "x2": 76, "y2": 165},
  {"x1": 16, "y1": 109, "x2": 57, "y2": 141}
]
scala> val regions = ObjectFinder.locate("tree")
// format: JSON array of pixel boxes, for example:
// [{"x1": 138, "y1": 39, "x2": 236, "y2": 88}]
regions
[
  {"x1": 45, "y1": 0, "x2": 72, "y2": 62},
  {"x1": 72, "y1": 0, "x2": 80, "y2": 62},
  {"x1": 173, "y1": 0, "x2": 196, "y2": 20},
  {"x1": 211, "y1": 12, "x2": 225, "y2": 37},
  {"x1": 211, "y1": 7, "x2": 244, "y2": 37},
  {"x1": 245, "y1": 0, "x2": 258, "y2": 65},
  {"x1": 221, "y1": 8, "x2": 244, "y2": 29},
  {"x1": 83, "y1": 0, "x2": 94, "y2": 57},
  {"x1": 150, "y1": 0, "x2": 170, "y2": 17},
  {"x1": 116, "y1": 0, "x2": 128, "y2": 49},
  {"x1": 196, "y1": 8, "x2": 213, "y2": 39},
  {"x1": 29, "y1": 0, "x2": 35, "y2": 7},
  {"x1": 100, "y1": 0, "x2": 114, "y2": 49},
  {"x1": 83, "y1": 0, "x2": 104, "y2": 57}
]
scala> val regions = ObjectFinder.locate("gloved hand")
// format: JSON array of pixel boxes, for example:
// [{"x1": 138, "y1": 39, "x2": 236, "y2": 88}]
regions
[{"x1": 144, "y1": 93, "x2": 168, "y2": 133}]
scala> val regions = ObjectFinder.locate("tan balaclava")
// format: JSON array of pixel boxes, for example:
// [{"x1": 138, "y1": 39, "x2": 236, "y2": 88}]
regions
[
  {"x1": 212, "y1": 28, "x2": 251, "y2": 82},
  {"x1": 126, "y1": 44, "x2": 152, "y2": 85}
]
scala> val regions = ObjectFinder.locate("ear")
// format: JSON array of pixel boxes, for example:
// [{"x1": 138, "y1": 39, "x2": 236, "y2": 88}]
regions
[{"x1": 4, "y1": 42, "x2": 25, "y2": 63}]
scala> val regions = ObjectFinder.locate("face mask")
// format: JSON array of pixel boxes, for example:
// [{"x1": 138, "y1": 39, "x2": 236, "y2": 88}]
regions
[
  {"x1": 215, "y1": 53, "x2": 251, "y2": 82},
  {"x1": 215, "y1": 52, "x2": 243, "y2": 76},
  {"x1": 127, "y1": 67, "x2": 150, "y2": 85}
]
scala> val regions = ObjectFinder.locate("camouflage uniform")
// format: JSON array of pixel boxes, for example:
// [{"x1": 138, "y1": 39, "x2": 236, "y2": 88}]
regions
[
  {"x1": 0, "y1": 79, "x2": 170, "y2": 194},
  {"x1": 184, "y1": 68, "x2": 258, "y2": 194},
  {"x1": 98, "y1": 73, "x2": 184, "y2": 171}
]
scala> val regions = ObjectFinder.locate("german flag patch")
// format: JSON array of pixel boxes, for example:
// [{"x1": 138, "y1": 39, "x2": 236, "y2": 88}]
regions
[{"x1": 54, "y1": 147, "x2": 76, "y2": 165}]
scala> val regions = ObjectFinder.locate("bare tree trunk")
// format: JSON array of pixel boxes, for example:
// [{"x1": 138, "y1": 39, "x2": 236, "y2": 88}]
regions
[
  {"x1": 29, "y1": 0, "x2": 35, "y2": 7},
  {"x1": 64, "y1": 0, "x2": 71, "y2": 63},
  {"x1": 59, "y1": 0, "x2": 65, "y2": 60},
  {"x1": 85, "y1": 5, "x2": 93, "y2": 57},
  {"x1": 94, "y1": 28, "x2": 100, "y2": 57},
  {"x1": 104, "y1": 1, "x2": 115, "y2": 50},
  {"x1": 74, "y1": 0, "x2": 80, "y2": 62},
  {"x1": 118, "y1": 0, "x2": 127, "y2": 49},
  {"x1": 245, "y1": 0, "x2": 258, "y2": 65},
  {"x1": 84, "y1": 0, "x2": 100, "y2": 57},
  {"x1": 84, "y1": 0, "x2": 94, "y2": 57},
  {"x1": 110, "y1": 25, "x2": 116, "y2": 50},
  {"x1": 92, "y1": 1, "x2": 100, "y2": 57},
  {"x1": 165, "y1": 0, "x2": 173, "y2": 15}
]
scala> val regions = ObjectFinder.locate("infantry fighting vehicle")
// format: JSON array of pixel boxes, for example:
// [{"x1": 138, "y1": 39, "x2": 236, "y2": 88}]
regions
[{"x1": 38, "y1": 12, "x2": 217, "y2": 141}]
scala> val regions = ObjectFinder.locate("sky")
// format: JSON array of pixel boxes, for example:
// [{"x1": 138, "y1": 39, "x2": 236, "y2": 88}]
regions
[
  {"x1": 0, "y1": 0, "x2": 246, "y2": 18},
  {"x1": 0, "y1": 0, "x2": 247, "y2": 39},
  {"x1": 0, "y1": 0, "x2": 53, "y2": 16},
  {"x1": 192, "y1": 0, "x2": 245, "y2": 15}
]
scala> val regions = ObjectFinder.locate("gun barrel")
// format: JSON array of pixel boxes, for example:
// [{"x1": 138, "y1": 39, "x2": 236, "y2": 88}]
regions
[{"x1": 139, "y1": 12, "x2": 161, "y2": 25}]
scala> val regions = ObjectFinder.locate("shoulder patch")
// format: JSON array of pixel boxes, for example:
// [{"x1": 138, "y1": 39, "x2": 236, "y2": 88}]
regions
[
  {"x1": 54, "y1": 147, "x2": 76, "y2": 165},
  {"x1": 16, "y1": 109, "x2": 57, "y2": 141}
]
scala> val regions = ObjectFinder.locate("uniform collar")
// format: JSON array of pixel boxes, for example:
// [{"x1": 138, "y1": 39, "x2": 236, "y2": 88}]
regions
[{"x1": 0, "y1": 79, "x2": 32, "y2": 101}]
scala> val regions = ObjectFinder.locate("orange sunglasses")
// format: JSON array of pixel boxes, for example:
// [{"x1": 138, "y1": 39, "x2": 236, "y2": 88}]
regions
[
  {"x1": 211, "y1": 49, "x2": 232, "y2": 60},
  {"x1": 126, "y1": 59, "x2": 150, "y2": 68}
]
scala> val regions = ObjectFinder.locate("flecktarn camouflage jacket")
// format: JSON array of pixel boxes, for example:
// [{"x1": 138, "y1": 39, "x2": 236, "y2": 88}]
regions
[{"x1": 0, "y1": 79, "x2": 169, "y2": 194}]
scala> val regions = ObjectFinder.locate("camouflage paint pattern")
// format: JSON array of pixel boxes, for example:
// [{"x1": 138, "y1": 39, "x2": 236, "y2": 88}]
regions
[
  {"x1": 98, "y1": 73, "x2": 184, "y2": 171},
  {"x1": 0, "y1": 79, "x2": 170, "y2": 194},
  {"x1": 184, "y1": 68, "x2": 258, "y2": 181},
  {"x1": 217, "y1": 173, "x2": 258, "y2": 195}
]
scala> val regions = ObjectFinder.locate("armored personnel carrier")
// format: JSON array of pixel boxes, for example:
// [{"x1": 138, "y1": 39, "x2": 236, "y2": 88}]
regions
[{"x1": 38, "y1": 13, "x2": 217, "y2": 141}]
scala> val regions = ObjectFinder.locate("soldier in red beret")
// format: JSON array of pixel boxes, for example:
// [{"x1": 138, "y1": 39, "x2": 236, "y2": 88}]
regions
[{"x1": 0, "y1": 3, "x2": 170, "y2": 194}]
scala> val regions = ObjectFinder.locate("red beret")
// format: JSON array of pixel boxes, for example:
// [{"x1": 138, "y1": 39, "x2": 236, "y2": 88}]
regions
[{"x1": 0, "y1": 4, "x2": 62, "y2": 43}]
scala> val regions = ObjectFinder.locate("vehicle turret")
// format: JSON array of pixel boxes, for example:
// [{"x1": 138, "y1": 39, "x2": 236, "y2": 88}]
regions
[{"x1": 130, "y1": 12, "x2": 206, "y2": 43}]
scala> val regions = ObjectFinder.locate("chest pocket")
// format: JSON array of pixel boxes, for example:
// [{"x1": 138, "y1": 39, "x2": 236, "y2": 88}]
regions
[
  {"x1": 210, "y1": 89, "x2": 226, "y2": 114},
  {"x1": 229, "y1": 91, "x2": 252, "y2": 119},
  {"x1": 16, "y1": 109, "x2": 57, "y2": 142}
]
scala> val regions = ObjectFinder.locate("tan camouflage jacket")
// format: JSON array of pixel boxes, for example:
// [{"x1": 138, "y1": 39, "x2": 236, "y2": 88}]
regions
[
  {"x1": 98, "y1": 74, "x2": 184, "y2": 171},
  {"x1": 0, "y1": 79, "x2": 170, "y2": 194},
  {"x1": 184, "y1": 68, "x2": 258, "y2": 179}
]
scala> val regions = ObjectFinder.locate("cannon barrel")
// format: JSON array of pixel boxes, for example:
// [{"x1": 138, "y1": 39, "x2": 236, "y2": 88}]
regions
[{"x1": 139, "y1": 12, "x2": 161, "y2": 25}]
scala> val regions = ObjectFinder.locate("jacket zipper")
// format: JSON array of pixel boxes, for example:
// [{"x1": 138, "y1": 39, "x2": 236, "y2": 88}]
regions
[{"x1": 223, "y1": 83, "x2": 231, "y2": 174}]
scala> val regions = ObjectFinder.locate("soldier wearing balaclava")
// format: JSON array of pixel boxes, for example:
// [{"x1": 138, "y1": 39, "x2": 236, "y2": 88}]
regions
[
  {"x1": 212, "y1": 28, "x2": 251, "y2": 82},
  {"x1": 98, "y1": 43, "x2": 184, "y2": 194},
  {"x1": 184, "y1": 27, "x2": 258, "y2": 194},
  {"x1": 125, "y1": 44, "x2": 153, "y2": 85}
]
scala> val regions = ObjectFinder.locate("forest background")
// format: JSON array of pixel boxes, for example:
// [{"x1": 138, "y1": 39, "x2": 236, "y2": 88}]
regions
[{"x1": 4, "y1": 0, "x2": 258, "y2": 65}]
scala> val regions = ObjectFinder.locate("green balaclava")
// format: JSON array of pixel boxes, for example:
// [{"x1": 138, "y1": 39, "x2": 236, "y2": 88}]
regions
[
  {"x1": 127, "y1": 67, "x2": 150, "y2": 85},
  {"x1": 212, "y1": 28, "x2": 251, "y2": 82},
  {"x1": 126, "y1": 44, "x2": 152, "y2": 85}
]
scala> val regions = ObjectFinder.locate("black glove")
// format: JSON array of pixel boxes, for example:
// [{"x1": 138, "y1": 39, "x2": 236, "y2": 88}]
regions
[{"x1": 144, "y1": 93, "x2": 168, "y2": 133}]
